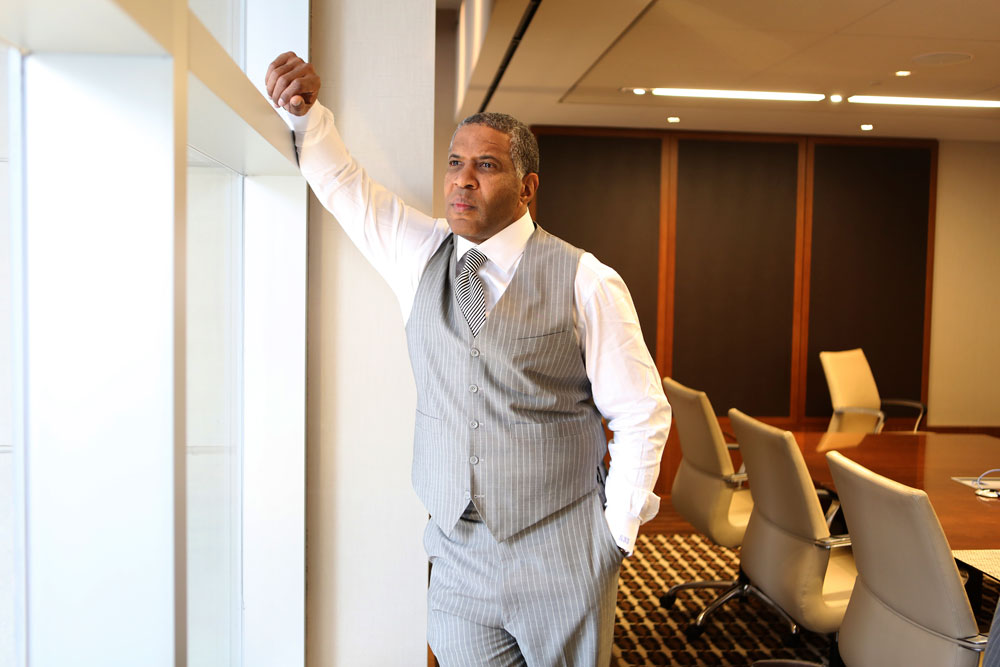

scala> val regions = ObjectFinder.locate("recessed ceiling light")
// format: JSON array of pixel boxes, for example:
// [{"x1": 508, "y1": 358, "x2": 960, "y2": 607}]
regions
[
  {"x1": 860, "y1": 124, "x2": 874, "y2": 131},
  {"x1": 830, "y1": 94, "x2": 843, "y2": 103},
  {"x1": 632, "y1": 88, "x2": 647, "y2": 96},
  {"x1": 895, "y1": 70, "x2": 912, "y2": 77},
  {"x1": 651, "y1": 88, "x2": 825, "y2": 102},
  {"x1": 667, "y1": 116, "x2": 680, "y2": 123},
  {"x1": 911, "y1": 52, "x2": 973, "y2": 66},
  {"x1": 848, "y1": 95, "x2": 1000, "y2": 108}
]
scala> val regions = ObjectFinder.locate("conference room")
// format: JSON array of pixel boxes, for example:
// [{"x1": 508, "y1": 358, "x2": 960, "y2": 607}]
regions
[
  {"x1": 455, "y1": 1, "x2": 999, "y2": 665},
  {"x1": 460, "y1": 1, "x2": 998, "y2": 665},
  {"x1": 2, "y1": 0, "x2": 998, "y2": 665}
]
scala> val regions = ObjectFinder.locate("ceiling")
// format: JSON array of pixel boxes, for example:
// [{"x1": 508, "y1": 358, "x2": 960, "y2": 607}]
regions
[{"x1": 464, "y1": 0, "x2": 1000, "y2": 141}]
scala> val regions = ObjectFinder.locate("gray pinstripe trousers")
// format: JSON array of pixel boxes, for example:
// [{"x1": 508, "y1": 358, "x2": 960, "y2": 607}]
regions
[{"x1": 424, "y1": 489, "x2": 624, "y2": 666}]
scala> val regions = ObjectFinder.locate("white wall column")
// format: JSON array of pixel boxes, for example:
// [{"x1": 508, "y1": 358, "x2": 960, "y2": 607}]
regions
[
  {"x1": 306, "y1": 0, "x2": 435, "y2": 664},
  {"x1": 19, "y1": 53, "x2": 177, "y2": 665}
]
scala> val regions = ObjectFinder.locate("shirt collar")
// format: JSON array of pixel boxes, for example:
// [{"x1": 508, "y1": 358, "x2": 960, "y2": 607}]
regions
[{"x1": 455, "y1": 210, "x2": 535, "y2": 275}]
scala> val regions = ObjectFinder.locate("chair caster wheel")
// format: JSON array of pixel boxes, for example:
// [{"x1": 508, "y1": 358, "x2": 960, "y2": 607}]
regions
[
  {"x1": 684, "y1": 624, "x2": 706, "y2": 641},
  {"x1": 660, "y1": 593, "x2": 677, "y2": 609}
]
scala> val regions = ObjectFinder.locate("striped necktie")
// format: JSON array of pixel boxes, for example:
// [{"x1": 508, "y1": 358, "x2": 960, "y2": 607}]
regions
[{"x1": 456, "y1": 248, "x2": 488, "y2": 336}]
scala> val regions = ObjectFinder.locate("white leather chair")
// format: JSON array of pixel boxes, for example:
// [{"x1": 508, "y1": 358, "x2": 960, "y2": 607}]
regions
[
  {"x1": 658, "y1": 378, "x2": 753, "y2": 636},
  {"x1": 826, "y1": 450, "x2": 988, "y2": 666},
  {"x1": 986, "y1": 600, "x2": 1000, "y2": 667},
  {"x1": 753, "y1": 599, "x2": 997, "y2": 666},
  {"x1": 819, "y1": 348, "x2": 924, "y2": 433},
  {"x1": 729, "y1": 409, "x2": 857, "y2": 642}
]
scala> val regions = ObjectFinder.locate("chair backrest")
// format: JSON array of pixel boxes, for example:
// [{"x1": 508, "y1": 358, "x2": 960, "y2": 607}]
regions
[
  {"x1": 729, "y1": 409, "x2": 828, "y2": 542},
  {"x1": 985, "y1": 600, "x2": 1000, "y2": 667},
  {"x1": 729, "y1": 409, "x2": 851, "y2": 634},
  {"x1": 819, "y1": 348, "x2": 881, "y2": 433},
  {"x1": 663, "y1": 377, "x2": 734, "y2": 477},
  {"x1": 827, "y1": 451, "x2": 980, "y2": 666},
  {"x1": 663, "y1": 377, "x2": 745, "y2": 548}
]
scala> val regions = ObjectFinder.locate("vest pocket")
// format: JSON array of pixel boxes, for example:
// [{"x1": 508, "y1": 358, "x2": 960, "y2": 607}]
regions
[{"x1": 414, "y1": 409, "x2": 442, "y2": 431}]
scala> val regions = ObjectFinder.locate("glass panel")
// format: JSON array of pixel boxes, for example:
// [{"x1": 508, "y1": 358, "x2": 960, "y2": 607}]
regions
[
  {"x1": 189, "y1": 0, "x2": 246, "y2": 69},
  {"x1": 187, "y1": 146, "x2": 243, "y2": 667},
  {"x1": 1, "y1": 45, "x2": 14, "y2": 667}
]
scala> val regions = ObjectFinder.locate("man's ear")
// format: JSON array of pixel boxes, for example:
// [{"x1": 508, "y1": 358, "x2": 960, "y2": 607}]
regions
[{"x1": 520, "y1": 173, "x2": 539, "y2": 205}]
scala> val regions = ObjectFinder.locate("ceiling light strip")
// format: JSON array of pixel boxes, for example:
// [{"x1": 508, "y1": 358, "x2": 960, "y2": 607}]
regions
[
  {"x1": 651, "y1": 88, "x2": 825, "y2": 102},
  {"x1": 848, "y1": 95, "x2": 1000, "y2": 108}
]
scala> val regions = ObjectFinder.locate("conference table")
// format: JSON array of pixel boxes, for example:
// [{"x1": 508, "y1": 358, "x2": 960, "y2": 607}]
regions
[{"x1": 795, "y1": 431, "x2": 1000, "y2": 581}]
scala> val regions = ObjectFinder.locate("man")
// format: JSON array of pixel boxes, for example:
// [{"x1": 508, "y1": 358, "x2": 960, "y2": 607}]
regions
[{"x1": 266, "y1": 52, "x2": 670, "y2": 666}]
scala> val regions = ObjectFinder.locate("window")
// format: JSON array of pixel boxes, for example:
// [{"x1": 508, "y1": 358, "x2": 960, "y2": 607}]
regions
[
  {"x1": 186, "y1": 150, "x2": 243, "y2": 665},
  {"x1": 1, "y1": 44, "x2": 14, "y2": 667},
  {"x1": 3, "y1": 2, "x2": 308, "y2": 664}
]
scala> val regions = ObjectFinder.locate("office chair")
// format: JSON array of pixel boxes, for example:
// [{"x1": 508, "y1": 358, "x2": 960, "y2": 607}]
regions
[
  {"x1": 826, "y1": 451, "x2": 988, "y2": 667},
  {"x1": 658, "y1": 378, "x2": 753, "y2": 638},
  {"x1": 819, "y1": 348, "x2": 925, "y2": 433},
  {"x1": 728, "y1": 409, "x2": 857, "y2": 645}
]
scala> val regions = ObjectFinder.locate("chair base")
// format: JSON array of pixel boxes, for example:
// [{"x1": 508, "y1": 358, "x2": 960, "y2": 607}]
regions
[{"x1": 662, "y1": 570, "x2": 801, "y2": 642}]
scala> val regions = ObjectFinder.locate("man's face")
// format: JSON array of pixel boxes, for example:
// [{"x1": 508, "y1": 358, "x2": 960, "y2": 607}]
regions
[{"x1": 444, "y1": 124, "x2": 537, "y2": 244}]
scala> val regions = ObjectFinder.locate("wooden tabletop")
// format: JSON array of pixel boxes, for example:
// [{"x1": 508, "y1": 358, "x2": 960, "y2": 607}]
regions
[{"x1": 796, "y1": 431, "x2": 1000, "y2": 550}]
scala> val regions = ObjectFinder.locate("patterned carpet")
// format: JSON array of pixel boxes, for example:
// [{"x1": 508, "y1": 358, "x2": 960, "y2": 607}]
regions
[{"x1": 613, "y1": 533, "x2": 999, "y2": 666}]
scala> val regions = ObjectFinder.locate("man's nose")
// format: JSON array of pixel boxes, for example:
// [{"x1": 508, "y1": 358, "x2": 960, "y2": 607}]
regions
[{"x1": 454, "y1": 164, "x2": 477, "y2": 188}]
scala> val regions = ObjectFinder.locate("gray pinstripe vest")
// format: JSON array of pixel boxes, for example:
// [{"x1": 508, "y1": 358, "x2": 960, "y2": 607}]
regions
[{"x1": 405, "y1": 225, "x2": 607, "y2": 542}]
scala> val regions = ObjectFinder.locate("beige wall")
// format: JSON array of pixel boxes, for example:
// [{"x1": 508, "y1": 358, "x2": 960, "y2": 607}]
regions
[
  {"x1": 928, "y1": 140, "x2": 1000, "y2": 427},
  {"x1": 306, "y1": 0, "x2": 435, "y2": 664}
]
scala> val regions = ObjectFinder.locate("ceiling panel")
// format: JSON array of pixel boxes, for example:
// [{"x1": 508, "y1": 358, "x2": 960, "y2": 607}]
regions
[
  {"x1": 481, "y1": 0, "x2": 1000, "y2": 141},
  {"x1": 843, "y1": 0, "x2": 1000, "y2": 41},
  {"x1": 743, "y1": 34, "x2": 1000, "y2": 98}
]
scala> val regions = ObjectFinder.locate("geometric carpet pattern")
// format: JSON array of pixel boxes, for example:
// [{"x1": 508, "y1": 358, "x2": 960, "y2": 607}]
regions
[
  {"x1": 614, "y1": 533, "x2": 830, "y2": 666},
  {"x1": 614, "y1": 533, "x2": 1000, "y2": 666}
]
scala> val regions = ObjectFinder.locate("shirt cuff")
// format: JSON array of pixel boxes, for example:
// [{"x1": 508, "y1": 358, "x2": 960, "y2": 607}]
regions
[
  {"x1": 282, "y1": 102, "x2": 326, "y2": 147},
  {"x1": 605, "y1": 508, "x2": 642, "y2": 556}
]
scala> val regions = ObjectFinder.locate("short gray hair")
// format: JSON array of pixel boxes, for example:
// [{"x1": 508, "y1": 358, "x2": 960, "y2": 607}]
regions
[{"x1": 455, "y1": 112, "x2": 539, "y2": 179}]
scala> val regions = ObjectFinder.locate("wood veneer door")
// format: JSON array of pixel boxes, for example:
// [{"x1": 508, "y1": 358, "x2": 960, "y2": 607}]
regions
[
  {"x1": 535, "y1": 134, "x2": 662, "y2": 356},
  {"x1": 805, "y1": 143, "x2": 932, "y2": 419},
  {"x1": 672, "y1": 139, "x2": 799, "y2": 417}
]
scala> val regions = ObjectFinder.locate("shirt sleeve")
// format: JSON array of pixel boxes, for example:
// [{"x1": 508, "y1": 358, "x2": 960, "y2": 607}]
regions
[
  {"x1": 575, "y1": 253, "x2": 671, "y2": 555},
  {"x1": 287, "y1": 103, "x2": 450, "y2": 320}
]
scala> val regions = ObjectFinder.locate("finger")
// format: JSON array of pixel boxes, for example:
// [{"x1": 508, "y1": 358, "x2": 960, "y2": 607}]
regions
[
  {"x1": 278, "y1": 76, "x2": 319, "y2": 112},
  {"x1": 276, "y1": 69, "x2": 319, "y2": 108},
  {"x1": 271, "y1": 63, "x2": 315, "y2": 106},
  {"x1": 266, "y1": 60, "x2": 302, "y2": 101},
  {"x1": 265, "y1": 51, "x2": 298, "y2": 84}
]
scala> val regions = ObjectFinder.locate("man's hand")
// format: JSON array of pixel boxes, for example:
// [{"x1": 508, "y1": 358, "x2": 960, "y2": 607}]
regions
[{"x1": 265, "y1": 52, "x2": 320, "y2": 116}]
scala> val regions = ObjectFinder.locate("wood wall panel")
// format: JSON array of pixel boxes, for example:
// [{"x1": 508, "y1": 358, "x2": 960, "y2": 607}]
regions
[
  {"x1": 535, "y1": 135, "x2": 662, "y2": 355},
  {"x1": 672, "y1": 139, "x2": 799, "y2": 416},
  {"x1": 805, "y1": 143, "x2": 932, "y2": 417}
]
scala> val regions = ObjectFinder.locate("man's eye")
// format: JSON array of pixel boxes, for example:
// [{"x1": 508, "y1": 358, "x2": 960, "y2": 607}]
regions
[
  {"x1": 480, "y1": 162, "x2": 495, "y2": 169},
  {"x1": 448, "y1": 160, "x2": 461, "y2": 167}
]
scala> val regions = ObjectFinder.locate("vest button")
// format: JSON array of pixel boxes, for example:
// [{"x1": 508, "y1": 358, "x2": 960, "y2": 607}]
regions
[
  {"x1": 469, "y1": 384, "x2": 479, "y2": 393},
  {"x1": 469, "y1": 455, "x2": 479, "y2": 465},
  {"x1": 470, "y1": 348, "x2": 480, "y2": 358},
  {"x1": 469, "y1": 420, "x2": 479, "y2": 429}
]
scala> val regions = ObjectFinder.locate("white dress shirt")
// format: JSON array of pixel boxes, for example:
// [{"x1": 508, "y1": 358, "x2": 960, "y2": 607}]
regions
[{"x1": 288, "y1": 103, "x2": 671, "y2": 554}]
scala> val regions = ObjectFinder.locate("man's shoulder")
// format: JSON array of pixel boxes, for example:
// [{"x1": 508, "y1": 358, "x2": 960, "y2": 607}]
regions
[{"x1": 530, "y1": 224, "x2": 585, "y2": 259}]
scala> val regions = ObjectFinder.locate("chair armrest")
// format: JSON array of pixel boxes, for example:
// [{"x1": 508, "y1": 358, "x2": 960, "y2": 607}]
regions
[
  {"x1": 814, "y1": 534, "x2": 851, "y2": 549},
  {"x1": 723, "y1": 472, "x2": 748, "y2": 487},
  {"x1": 881, "y1": 398, "x2": 926, "y2": 432},
  {"x1": 834, "y1": 406, "x2": 885, "y2": 433},
  {"x1": 954, "y1": 633, "x2": 988, "y2": 652}
]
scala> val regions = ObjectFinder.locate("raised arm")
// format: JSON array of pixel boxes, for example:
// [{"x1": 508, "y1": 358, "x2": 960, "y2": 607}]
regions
[{"x1": 264, "y1": 52, "x2": 450, "y2": 320}]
